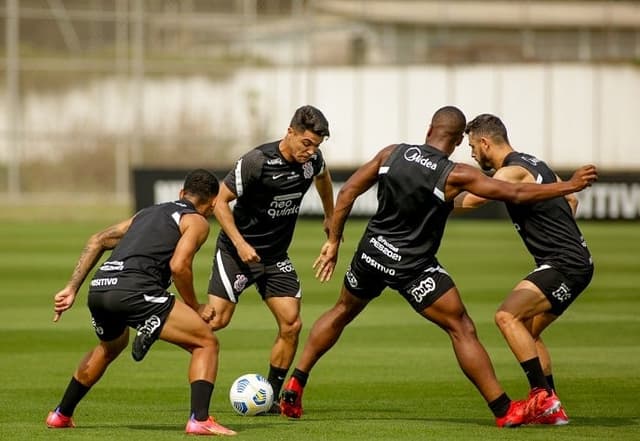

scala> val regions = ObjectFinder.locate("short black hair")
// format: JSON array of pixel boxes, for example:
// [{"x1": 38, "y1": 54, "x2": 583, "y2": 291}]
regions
[
  {"x1": 465, "y1": 114, "x2": 510, "y2": 144},
  {"x1": 290, "y1": 105, "x2": 330, "y2": 138},
  {"x1": 182, "y1": 169, "x2": 219, "y2": 202},
  {"x1": 432, "y1": 106, "x2": 467, "y2": 137}
]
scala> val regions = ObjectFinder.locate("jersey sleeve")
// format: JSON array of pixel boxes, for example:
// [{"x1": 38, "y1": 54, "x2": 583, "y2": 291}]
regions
[
  {"x1": 313, "y1": 149, "x2": 326, "y2": 176},
  {"x1": 223, "y1": 149, "x2": 265, "y2": 197}
]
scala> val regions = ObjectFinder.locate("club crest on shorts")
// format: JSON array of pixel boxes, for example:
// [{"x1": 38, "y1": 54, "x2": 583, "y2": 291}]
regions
[
  {"x1": 234, "y1": 274, "x2": 248, "y2": 292},
  {"x1": 345, "y1": 267, "x2": 358, "y2": 288},
  {"x1": 91, "y1": 317, "x2": 104, "y2": 336},
  {"x1": 551, "y1": 283, "x2": 571, "y2": 302}
]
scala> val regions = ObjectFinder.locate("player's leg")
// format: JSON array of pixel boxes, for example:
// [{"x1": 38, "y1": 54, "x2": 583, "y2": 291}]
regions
[
  {"x1": 260, "y1": 259, "x2": 303, "y2": 407},
  {"x1": 495, "y1": 279, "x2": 561, "y2": 422},
  {"x1": 263, "y1": 296, "x2": 301, "y2": 406},
  {"x1": 299, "y1": 284, "x2": 367, "y2": 372},
  {"x1": 495, "y1": 280, "x2": 550, "y2": 365},
  {"x1": 281, "y1": 284, "x2": 370, "y2": 418},
  {"x1": 207, "y1": 295, "x2": 237, "y2": 331},
  {"x1": 527, "y1": 312, "x2": 569, "y2": 425},
  {"x1": 46, "y1": 327, "x2": 129, "y2": 428},
  {"x1": 530, "y1": 312, "x2": 558, "y2": 379},
  {"x1": 421, "y1": 287, "x2": 529, "y2": 427},
  {"x1": 160, "y1": 299, "x2": 219, "y2": 381},
  {"x1": 421, "y1": 286, "x2": 506, "y2": 402},
  {"x1": 160, "y1": 299, "x2": 236, "y2": 436}
]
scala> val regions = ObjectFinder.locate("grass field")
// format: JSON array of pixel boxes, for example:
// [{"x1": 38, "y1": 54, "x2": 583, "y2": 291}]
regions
[{"x1": 0, "y1": 213, "x2": 638, "y2": 440}]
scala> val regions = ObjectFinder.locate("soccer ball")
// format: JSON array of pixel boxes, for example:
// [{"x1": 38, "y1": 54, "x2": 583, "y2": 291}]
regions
[{"x1": 229, "y1": 373, "x2": 274, "y2": 416}]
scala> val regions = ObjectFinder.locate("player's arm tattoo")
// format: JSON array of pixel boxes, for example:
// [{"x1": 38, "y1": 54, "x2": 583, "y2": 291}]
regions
[{"x1": 67, "y1": 221, "x2": 129, "y2": 291}]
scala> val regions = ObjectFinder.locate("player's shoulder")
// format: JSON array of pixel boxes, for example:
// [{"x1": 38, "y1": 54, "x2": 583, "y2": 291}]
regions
[
  {"x1": 494, "y1": 164, "x2": 531, "y2": 183},
  {"x1": 506, "y1": 151, "x2": 548, "y2": 168},
  {"x1": 241, "y1": 142, "x2": 277, "y2": 168},
  {"x1": 504, "y1": 151, "x2": 553, "y2": 180},
  {"x1": 254, "y1": 140, "x2": 280, "y2": 158}
]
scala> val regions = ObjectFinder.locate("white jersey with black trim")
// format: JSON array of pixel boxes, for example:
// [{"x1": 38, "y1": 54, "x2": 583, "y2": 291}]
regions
[
  {"x1": 219, "y1": 140, "x2": 325, "y2": 261},
  {"x1": 360, "y1": 143, "x2": 456, "y2": 272}
]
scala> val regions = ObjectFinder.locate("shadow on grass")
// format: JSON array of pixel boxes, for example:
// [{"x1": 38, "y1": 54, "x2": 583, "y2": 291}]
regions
[
  {"x1": 124, "y1": 421, "x2": 282, "y2": 432},
  {"x1": 293, "y1": 410, "x2": 640, "y2": 428}
]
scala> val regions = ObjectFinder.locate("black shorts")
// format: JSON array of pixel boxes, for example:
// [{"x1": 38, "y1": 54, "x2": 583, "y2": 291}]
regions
[
  {"x1": 87, "y1": 289, "x2": 175, "y2": 342},
  {"x1": 344, "y1": 249, "x2": 455, "y2": 312},
  {"x1": 208, "y1": 247, "x2": 301, "y2": 303},
  {"x1": 525, "y1": 264, "x2": 594, "y2": 315}
]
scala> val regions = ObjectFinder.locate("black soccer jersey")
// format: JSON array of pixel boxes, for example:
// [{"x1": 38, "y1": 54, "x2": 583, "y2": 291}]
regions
[
  {"x1": 90, "y1": 199, "x2": 199, "y2": 292},
  {"x1": 502, "y1": 151, "x2": 593, "y2": 271},
  {"x1": 219, "y1": 141, "x2": 325, "y2": 261},
  {"x1": 359, "y1": 143, "x2": 456, "y2": 276}
]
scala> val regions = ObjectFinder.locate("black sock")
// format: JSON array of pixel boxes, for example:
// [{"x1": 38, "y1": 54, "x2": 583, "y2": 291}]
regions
[
  {"x1": 190, "y1": 380, "x2": 214, "y2": 421},
  {"x1": 57, "y1": 377, "x2": 91, "y2": 417},
  {"x1": 268, "y1": 365, "x2": 289, "y2": 400},
  {"x1": 546, "y1": 374, "x2": 556, "y2": 392},
  {"x1": 488, "y1": 393, "x2": 512, "y2": 418},
  {"x1": 520, "y1": 357, "x2": 550, "y2": 391},
  {"x1": 291, "y1": 368, "x2": 309, "y2": 388}
]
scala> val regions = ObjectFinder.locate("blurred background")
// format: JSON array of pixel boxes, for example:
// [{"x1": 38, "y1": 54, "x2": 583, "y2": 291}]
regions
[{"x1": 1, "y1": 0, "x2": 639, "y2": 217}]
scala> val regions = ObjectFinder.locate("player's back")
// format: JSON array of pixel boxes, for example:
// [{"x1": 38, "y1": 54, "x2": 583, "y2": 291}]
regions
[
  {"x1": 366, "y1": 143, "x2": 455, "y2": 261},
  {"x1": 91, "y1": 199, "x2": 198, "y2": 291}
]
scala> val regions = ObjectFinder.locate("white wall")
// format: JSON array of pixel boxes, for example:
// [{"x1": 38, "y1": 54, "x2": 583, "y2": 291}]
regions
[{"x1": 2, "y1": 63, "x2": 639, "y2": 169}]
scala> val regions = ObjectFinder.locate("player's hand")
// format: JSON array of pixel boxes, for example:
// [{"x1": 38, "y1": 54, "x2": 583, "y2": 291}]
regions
[
  {"x1": 198, "y1": 303, "x2": 216, "y2": 323},
  {"x1": 237, "y1": 242, "x2": 260, "y2": 264},
  {"x1": 570, "y1": 165, "x2": 598, "y2": 190},
  {"x1": 53, "y1": 286, "x2": 77, "y2": 322},
  {"x1": 313, "y1": 240, "x2": 339, "y2": 282}
]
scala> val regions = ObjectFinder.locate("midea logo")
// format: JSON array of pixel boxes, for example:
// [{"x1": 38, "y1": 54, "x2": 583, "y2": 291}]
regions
[{"x1": 403, "y1": 147, "x2": 437, "y2": 170}]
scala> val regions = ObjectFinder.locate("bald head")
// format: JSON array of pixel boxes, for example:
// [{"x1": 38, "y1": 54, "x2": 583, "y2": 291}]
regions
[{"x1": 426, "y1": 106, "x2": 466, "y2": 155}]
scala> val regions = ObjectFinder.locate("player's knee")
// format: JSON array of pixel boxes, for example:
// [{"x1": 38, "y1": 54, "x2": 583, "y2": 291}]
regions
[
  {"x1": 494, "y1": 309, "x2": 515, "y2": 330},
  {"x1": 279, "y1": 316, "x2": 302, "y2": 340},
  {"x1": 199, "y1": 330, "x2": 219, "y2": 353},
  {"x1": 99, "y1": 344, "x2": 125, "y2": 364},
  {"x1": 450, "y1": 313, "x2": 478, "y2": 339}
]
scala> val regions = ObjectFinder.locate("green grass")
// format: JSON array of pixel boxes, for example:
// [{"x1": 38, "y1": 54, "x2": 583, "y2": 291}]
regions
[{"x1": 0, "y1": 216, "x2": 638, "y2": 440}]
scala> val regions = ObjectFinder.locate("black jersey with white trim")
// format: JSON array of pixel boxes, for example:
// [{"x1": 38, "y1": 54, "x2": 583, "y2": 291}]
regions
[
  {"x1": 90, "y1": 199, "x2": 199, "y2": 292},
  {"x1": 360, "y1": 143, "x2": 456, "y2": 272},
  {"x1": 220, "y1": 140, "x2": 325, "y2": 261},
  {"x1": 502, "y1": 151, "x2": 592, "y2": 271}
]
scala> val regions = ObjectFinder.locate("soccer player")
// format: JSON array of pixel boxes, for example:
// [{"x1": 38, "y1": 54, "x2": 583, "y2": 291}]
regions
[
  {"x1": 207, "y1": 105, "x2": 335, "y2": 413},
  {"x1": 46, "y1": 169, "x2": 236, "y2": 436},
  {"x1": 280, "y1": 106, "x2": 597, "y2": 427},
  {"x1": 455, "y1": 113, "x2": 595, "y2": 425}
]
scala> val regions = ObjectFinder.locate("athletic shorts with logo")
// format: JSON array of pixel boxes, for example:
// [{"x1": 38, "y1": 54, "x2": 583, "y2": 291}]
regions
[
  {"x1": 344, "y1": 239, "x2": 455, "y2": 312},
  {"x1": 208, "y1": 246, "x2": 301, "y2": 303},
  {"x1": 87, "y1": 289, "x2": 175, "y2": 342},
  {"x1": 525, "y1": 264, "x2": 593, "y2": 315}
]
